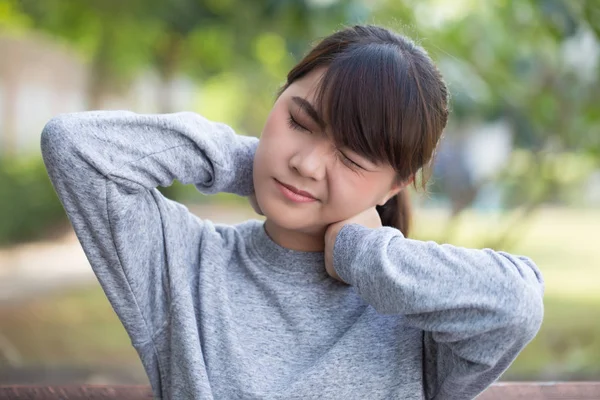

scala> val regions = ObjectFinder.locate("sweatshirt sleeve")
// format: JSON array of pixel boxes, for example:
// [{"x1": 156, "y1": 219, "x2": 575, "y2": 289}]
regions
[
  {"x1": 41, "y1": 110, "x2": 258, "y2": 346},
  {"x1": 332, "y1": 223, "x2": 544, "y2": 400}
]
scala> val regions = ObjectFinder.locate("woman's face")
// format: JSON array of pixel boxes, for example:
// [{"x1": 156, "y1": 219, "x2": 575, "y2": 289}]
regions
[{"x1": 253, "y1": 67, "x2": 402, "y2": 243}]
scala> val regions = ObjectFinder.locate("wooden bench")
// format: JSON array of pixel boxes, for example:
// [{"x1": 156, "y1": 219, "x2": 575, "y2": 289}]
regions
[{"x1": 0, "y1": 382, "x2": 599, "y2": 399}]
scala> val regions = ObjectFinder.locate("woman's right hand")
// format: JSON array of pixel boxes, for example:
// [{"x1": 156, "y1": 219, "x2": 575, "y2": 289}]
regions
[{"x1": 248, "y1": 192, "x2": 264, "y2": 216}]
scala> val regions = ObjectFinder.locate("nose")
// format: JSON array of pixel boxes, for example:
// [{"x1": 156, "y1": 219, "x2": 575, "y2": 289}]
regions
[{"x1": 289, "y1": 143, "x2": 328, "y2": 181}]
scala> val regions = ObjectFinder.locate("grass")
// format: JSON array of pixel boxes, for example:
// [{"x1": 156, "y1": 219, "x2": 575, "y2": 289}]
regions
[
  {"x1": 509, "y1": 296, "x2": 600, "y2": 380},
  {"x1": 0, "y1": 206, "x2": 598, "y2": 380},
  {"x1": 0, "y1": 286, "x2": 138, "y2": 367}
]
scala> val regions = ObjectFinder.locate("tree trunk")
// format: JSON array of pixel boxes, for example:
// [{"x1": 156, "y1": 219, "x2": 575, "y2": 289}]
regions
[
  {"x1": 156, "y1": 33, "x2": 184, "y2": 114},
  {"x1": 86, "y1": 22, "x2": 114, "y2": 110},
  {"x1": 1, "y1": 66, "x2": 19, "y2": 157}
]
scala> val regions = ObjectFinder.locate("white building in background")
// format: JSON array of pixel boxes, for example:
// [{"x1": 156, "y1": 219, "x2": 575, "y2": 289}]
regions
[
  {"x1": 584, "y1": 171, "x2": 600, "y2": 205},
  {"x1": 0, "y1": 32, "x2": 197, "y2": 156},
  {"x1": 429, "y1": 118, "x2": 513, "y2": 212},
  {"x1": 0, "y1": 33, "x2": 86, "y2": 156}
]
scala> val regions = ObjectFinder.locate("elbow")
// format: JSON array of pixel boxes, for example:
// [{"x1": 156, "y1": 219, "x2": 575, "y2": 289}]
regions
[
  {"x1": 41, "y1": 114, "x2": 77, "y2": 167},
  {"x1": 41, "y1": 115, "x2": 69, "y2": 153},
  {"x1": 516, "y1": 258, "x2": 545, "y2": 341},
  {"x1": 508, "y1": 285, "x2": 544, "y2": 345},
  {"x1": 42, "y1": 113, "x2": 74, "y2": 139},
  {"x1": 498, "y1": 252, "x2": 545, "y2": 341}
]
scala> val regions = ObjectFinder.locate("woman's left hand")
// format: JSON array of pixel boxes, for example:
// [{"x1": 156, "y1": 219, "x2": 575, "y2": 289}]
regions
[{"x1": 324, "y1": 207, "x2": 382, "y2": 283}]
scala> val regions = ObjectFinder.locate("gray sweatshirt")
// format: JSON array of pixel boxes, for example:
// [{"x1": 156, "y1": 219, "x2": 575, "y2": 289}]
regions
[{"x1": 41, "y1": 111, "x2": 544, "y2": 400}]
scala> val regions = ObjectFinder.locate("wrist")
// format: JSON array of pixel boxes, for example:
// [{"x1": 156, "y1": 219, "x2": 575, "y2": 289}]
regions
[
  {"x1": 229, "y1": 135, "x2": 259, "y2": 197},
  {"x1": 333, "y1": 223, "x2": 372, "y2": 285}
]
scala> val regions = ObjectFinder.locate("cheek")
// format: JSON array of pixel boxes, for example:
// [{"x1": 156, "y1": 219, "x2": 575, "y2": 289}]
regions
[
  {"x1": 256, "y1": 110, "x2": 284, "y2": 168},
  {"x1": 325, "y1": 174, "x2": 379, "y2": 219},
  {"x1": 254, "y1": 108, "x2": 291, "y2": 204},
  {"x1": 260, "y1": 110, "x2": 295, "y2": 160},
  {"x1": 262, "y1": 100, "x2": 289, "y2": 140}
]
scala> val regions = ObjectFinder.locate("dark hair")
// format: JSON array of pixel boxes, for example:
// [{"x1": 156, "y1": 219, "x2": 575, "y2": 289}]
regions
[{"x1": 278, "y1": 25, "x2": 449, "y2": 237}]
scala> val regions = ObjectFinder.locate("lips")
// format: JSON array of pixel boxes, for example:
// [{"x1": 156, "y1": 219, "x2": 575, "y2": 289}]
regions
[{"x1": 276, "y1": 180, "x2": 317, "y2": 200}]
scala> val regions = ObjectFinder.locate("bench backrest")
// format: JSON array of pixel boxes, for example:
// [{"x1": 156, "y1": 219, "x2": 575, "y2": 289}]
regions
[{"x1": 1, "y1": 382, "x2": 599, "y2": 399}]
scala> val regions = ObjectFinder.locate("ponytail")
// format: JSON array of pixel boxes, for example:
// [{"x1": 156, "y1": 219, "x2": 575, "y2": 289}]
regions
[{"x1": 376, "y1": 189, "x2": 412, "y2": 237}]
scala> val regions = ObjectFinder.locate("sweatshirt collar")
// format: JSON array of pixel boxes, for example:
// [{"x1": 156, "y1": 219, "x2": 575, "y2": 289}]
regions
[{"x1": 249, "y1": 220, "x2": 329, "y2": 281}]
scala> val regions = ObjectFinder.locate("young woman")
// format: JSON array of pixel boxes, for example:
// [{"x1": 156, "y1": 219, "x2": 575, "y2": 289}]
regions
[{"x1": 41, "y1": 25, "x2": 544, "y2": 400}]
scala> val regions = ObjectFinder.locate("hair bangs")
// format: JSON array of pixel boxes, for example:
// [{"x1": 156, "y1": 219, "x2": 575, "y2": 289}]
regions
[{"x1": 314, "y1": 43, "x2": 417, "y2": 172}]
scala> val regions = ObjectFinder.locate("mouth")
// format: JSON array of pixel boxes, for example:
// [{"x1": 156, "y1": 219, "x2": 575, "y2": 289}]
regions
[{"x1": 274, "y1": 179, "x2": 318, "y2": 203}]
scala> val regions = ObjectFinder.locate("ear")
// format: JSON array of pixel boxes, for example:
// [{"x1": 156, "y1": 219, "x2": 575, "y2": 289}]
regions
[{"x1": 377, "y1": 175, "x2": 414, "y2": 206}]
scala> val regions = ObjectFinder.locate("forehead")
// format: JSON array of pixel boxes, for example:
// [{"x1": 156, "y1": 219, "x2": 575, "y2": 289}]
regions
[{"x1": 285, "y1": 67, "x2": 327, "y2": 101}]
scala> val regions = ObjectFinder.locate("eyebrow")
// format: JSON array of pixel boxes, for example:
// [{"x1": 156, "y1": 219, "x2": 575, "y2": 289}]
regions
[{"x1": 291, "y1": 96, "x2": 326, "y2": 129}]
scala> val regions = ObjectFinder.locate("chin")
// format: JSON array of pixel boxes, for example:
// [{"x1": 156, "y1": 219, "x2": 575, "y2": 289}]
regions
[
  {"x1": 263, "y1": 204, "x2": 305, "y2": 229},
  {"x1": 261, "y1": 201, "x2": 324, "y2": 233}
]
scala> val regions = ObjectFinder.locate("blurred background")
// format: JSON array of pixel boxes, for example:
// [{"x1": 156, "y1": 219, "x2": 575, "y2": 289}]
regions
[{"x1": 0, "y1": 0, "x2": 599, "y2": 386}]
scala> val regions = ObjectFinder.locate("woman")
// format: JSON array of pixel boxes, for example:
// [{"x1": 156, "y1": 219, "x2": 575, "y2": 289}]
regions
[{"x1": 41, "y1": 25, "x2": 544, "y2": 400}]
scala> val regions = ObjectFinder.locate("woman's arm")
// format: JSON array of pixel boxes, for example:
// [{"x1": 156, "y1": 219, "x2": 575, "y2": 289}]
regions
[
  {"x1": 332, "y1": 223, "x2": 544, "y2": 400},
  {"x1": 41, "y1": 110, "x2": 258, "y2": 346}
]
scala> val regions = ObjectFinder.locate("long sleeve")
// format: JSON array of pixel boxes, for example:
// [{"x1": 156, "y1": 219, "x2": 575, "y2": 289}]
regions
[
  {"x1": 332, "y1": 224, "x2": 544, "y2": 400},
  {"x1": 41, "y1": 110, "x2": 258, "y2": 348}
]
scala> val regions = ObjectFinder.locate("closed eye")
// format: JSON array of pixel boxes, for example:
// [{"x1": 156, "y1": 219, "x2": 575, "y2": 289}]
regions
[
  {"x1": 336, "y1": 150, "x2": 364, "y2": 170},
  {"x1": 288, "y1": 113, "x2": 364, "y2": 171},
  {"x1": 287, "y1": 114, "x2": 309, "y2": 132}
]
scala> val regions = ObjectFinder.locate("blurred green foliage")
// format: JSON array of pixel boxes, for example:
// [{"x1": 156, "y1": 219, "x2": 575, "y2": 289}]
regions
[
  {"x1": 0, "y1": 0, "x2": 598, "y2": 243},
  {"x1": 0, "y1": 157, "x2": 66, "y2": 244}
]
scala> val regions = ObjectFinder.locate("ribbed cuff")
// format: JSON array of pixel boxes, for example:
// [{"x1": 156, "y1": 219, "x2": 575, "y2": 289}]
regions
[
  {"x1": 332, "y1": 223, "x2": 374, "y2": 285},
  {"x1": 229, "y1": 135, "x2": 259, "y2": 197}
]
